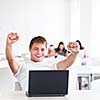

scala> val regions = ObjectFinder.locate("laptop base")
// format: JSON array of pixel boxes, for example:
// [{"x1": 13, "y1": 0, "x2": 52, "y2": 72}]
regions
[{"x1": 26, "y1": 91, "x2": 66, "y2": 97}]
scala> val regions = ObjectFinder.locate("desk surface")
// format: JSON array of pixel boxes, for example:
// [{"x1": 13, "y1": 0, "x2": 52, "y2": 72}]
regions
[{"x1": 0, "y1": 90, "x2": 100, "y2": 100}]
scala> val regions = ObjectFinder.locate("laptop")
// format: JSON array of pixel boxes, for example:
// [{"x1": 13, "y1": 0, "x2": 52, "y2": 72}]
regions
[{"x1": 26, "y1": 70, "x2": 69, "y2": 97}]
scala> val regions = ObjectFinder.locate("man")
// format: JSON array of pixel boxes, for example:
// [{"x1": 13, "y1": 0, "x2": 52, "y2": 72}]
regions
[{"x1": 6, "y1": 32, "x2": 79, "y2": 91}]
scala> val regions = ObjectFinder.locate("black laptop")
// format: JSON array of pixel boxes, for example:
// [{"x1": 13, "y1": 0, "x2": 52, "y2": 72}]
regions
[{"x1": 26, "y1": 70, "x2": 69, "y2": 97}]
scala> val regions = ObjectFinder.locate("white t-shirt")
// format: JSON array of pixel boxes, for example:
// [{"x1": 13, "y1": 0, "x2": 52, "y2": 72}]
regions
[{"x1": 14, "y1": 57, "x2": 64, "y2": 91}]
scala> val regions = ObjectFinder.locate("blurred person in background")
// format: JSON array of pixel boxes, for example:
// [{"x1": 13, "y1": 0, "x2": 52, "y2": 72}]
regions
[{"x1": 55, "y1": 41, "x2": 70, "y2": 57}]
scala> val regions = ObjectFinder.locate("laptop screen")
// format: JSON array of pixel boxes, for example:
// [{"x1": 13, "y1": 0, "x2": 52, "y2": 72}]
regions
[{"x1": 27, "y1": 70, "x2": 69, "y2": 96}]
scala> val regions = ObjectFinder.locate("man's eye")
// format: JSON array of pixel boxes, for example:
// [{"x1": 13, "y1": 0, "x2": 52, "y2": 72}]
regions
[
  {"x1": 33, "y1": 48, "x2": 38, "y2": 50},
  {"x1": 41, "y1": 48, "x2": 44, "y2": 51}
]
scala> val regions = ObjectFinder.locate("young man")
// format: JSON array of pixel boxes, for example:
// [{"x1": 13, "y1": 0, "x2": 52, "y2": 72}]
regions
[{"x1": 6, "y1": 32, "x2": 79, "y2": 91}]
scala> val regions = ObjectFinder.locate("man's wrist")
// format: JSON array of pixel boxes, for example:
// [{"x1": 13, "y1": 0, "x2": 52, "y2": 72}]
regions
[{"x1": 71, "y1": 51, "x2": 79, "y2": 55}]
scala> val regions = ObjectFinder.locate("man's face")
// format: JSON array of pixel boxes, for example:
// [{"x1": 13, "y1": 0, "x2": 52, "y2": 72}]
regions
[{"x1": 29, "y1": 43, "x2": 47, "y2": 62}]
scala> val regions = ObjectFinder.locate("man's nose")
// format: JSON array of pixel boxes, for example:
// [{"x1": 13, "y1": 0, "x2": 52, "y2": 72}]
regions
[{"x1": 37, "y1": 49, "x2": 42, "y2": 54}]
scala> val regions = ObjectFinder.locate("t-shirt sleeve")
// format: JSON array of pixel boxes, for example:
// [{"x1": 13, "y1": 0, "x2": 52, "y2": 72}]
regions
[
  {"x1": 14, "y1": 63, "x2": 25, "y2": 79},
  {"x1": 54, "y1": 63, "x2": 58, "y2": 70},
  {"x1": 14, "y1": 63, "x2": 28, "y2": 91},
  {"x1": 14, "y1": 63, "x2": 28, "y2": 81}
]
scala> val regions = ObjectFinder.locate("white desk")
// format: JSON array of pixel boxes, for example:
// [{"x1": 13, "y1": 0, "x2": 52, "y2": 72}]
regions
[
  {"x1": 76, "y1": 65, "x2": 100, "y2": 89},
  {"x1": 0, "y1": 90, "x2": 100, "y2": 100},
  {"x1": 68, "y1": 62, "x2": 100, "y2": 91}
]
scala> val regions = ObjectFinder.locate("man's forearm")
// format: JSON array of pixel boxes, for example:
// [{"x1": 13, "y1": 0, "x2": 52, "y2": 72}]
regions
[
  {"x1": 6, "y1": 44, "x2": 13, "y2": 60},
  {"x1": 57, "y1": 53, "x2": 78, "y2": 70},
  {"x1": 6, "y1": 44, "x2": 19, "y2": 74}
]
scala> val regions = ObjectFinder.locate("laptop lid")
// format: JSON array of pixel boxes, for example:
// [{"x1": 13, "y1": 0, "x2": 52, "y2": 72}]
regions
[{"x1": 27, "y1": 70, "x2": 69, "y2": 97}]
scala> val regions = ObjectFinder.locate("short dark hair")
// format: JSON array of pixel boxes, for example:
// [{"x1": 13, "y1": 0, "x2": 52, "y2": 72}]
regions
[{"x1": 29, "y1": 36, "x2": 47, "y2": 49}]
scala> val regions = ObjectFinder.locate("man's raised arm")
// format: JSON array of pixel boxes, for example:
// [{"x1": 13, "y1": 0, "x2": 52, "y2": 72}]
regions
[
  {"x1": 57, "y1": 42, "x2": 79, "y2": 70},
  {"x1": 6, "y1": 32, "x2": 20, "y2": 74}
]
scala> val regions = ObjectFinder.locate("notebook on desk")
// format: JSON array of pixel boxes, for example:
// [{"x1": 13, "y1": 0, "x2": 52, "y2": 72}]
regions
[{"x1": 26, "y1": 70, "x2": 69, "y2": 97}]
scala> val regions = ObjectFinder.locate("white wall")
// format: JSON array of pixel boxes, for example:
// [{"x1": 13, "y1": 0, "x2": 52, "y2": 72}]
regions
[
  {"x1": 80, "y1": 0, "x2": 92, "y2": 57},
  {"x1": 0, "y1": 0, "x2": 70, "y2": 55},
  {"x1": 0, "y1": 0, "x2": 25, "y2": 55},
  {"x1": 91, "y1": 0, "x2": 100, "y2": 58},
  {"x1": 69, "y1": 0, "x2": 93, "y2": 57},
  {"x1": 0, "y1": 0, "x2": 98, "y2": 58},
  {"x1": 69, "y1": 0, "x2": 80, "y2": 41},
  {"x1": 79, "y1": 0, "x2": 100, "y2": 58},
  {"x1": 67, "y1": 0, "x2": 91, "y2": 56}
]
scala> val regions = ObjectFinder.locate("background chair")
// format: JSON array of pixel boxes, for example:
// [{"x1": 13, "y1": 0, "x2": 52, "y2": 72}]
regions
[{"x1": 0, "y1": 67, "x2": 17, "y2": 92}]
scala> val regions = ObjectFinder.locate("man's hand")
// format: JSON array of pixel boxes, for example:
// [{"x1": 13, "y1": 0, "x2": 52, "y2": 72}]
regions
[
  {"x1": 67, "y1": 42, "x2": 79, "y2": 53},
  {"x1": 6, "y1": 32, "x2": 19, "y2": 45}
]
